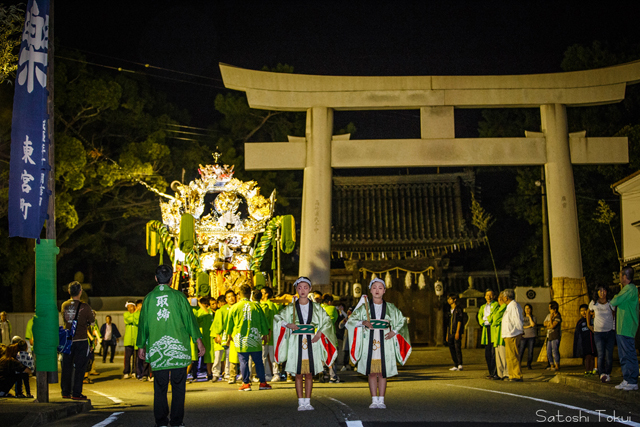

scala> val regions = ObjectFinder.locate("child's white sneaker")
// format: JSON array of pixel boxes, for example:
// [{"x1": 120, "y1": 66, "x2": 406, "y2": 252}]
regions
[
  {"x1": 457, "y1": 365, "x2": 463, "y2": 371},
  {"x1": 377, "y1": 396, "x2": 386, "y2": 409},
  {"x1": 369, "y1": 396, "x2": 379, "y2": 409},
  {"x1": 298, "y1": 398, "x2": 307, "y2": 411},
  {"x1": 449, "y1": 366, "x2": 458, "y2": 371}
]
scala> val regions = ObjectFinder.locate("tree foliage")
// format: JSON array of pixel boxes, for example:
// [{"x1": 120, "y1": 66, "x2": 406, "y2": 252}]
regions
[
  {"x1": 0, "y1": 3, "x2": 24, "y2": 85},
  {"x1": 0, "y1": 54, "x2": 310, "y2": 310}
]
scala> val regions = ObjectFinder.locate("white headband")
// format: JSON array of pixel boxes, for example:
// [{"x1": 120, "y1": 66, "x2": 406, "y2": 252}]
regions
[
  {"x1": 369, "y1": 278, "x2": 386, "y2": 289},
  {"x1": 125, "y1": 302, "x2": 136, "y2": 308},
  {"x1": 293, "y1": 277, "x2": 312, "y2": 288}
]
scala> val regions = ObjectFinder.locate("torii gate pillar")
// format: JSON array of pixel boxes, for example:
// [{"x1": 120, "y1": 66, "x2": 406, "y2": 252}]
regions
[
  {"x1": 541, "y1": 104, "x2": 582, "y2": 278},
  {"x1": 300, "y1": 107, "x2": 334, "y2": 286}
]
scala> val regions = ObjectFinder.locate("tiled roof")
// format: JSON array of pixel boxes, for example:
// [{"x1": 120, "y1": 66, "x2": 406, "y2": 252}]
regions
[{"x1": 332, "y1": 170, "x2": 479, "y2": 253}]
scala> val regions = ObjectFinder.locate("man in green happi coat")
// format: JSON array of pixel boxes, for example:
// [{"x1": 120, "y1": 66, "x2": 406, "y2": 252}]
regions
[
  {"x1": 225, "y1": 284, "x2": 272, "y2": 391},
  {"x1": 123, "y1": 300, "x2": 138, "y2": 379},
  {"x1": 193, "y1": 297, "x2": 214, "y2": 381},
  {"x1": 137, "y1": 265, "x2": 205, "y2": 427},
  {"x1": 490, "y1": 292, "x2": 508, "y2": 379},
  {"x1": 477, "y1": 289, "x2": 499, "y2": 379},
  {"x1": 211, "y1": 290, "x2": 238, "y2": 383},
  {"x1": 260, "y1": 286, "x2": 279, "y2": 381}
]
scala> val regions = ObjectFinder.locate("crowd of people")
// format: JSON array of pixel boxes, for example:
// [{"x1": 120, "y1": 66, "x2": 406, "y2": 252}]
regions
[
  {"x1": 449, "y1": 266, "x2": 639, "y2": 392},
  {"x1": 0, "y1": 265, "x2": 638, "y2": 425}
]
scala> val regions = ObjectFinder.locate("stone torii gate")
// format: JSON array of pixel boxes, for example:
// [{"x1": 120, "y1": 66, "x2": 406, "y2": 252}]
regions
[{"x1": 220, "y1": 61, "x2": 640, "y2": 287}]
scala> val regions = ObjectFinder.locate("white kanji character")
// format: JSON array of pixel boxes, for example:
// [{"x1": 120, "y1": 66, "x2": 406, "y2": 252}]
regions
[
  {"x1": 17, "y1": 2, "x2": 49, "y2": 94},
  {"x1": 20, "y1": 198, "x2": 32, "y2": 219},
  {"x1": 21, "y1": 170, "x2": 34, "y2": 193},
  {"x1": 22, "y1": 135, "x2": 36, "y2": 165},
  {"x1": 156, "y1": 295, "x2": 168, "y2": 307},
  {"x1": 157, "y1": 308, "x2": 170, "y2": 321}
]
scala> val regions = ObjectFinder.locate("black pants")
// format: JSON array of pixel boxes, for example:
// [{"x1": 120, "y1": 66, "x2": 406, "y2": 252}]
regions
[
  {"x1": 137, "y1": 358, "x2": 151, "y2": 379},
  {"x1": 123, "y1": 346, "x2": 136, "y2": 375},
  {"x1": 154, "y1": 367, "x2": 187, "y2": 427},
  {"x1": 484, "y1": 326, "x2": 497, "y2": 376},
  {"x1": 448, "y1": 336, "x2": 463, "y2": 366},
  {"x1": 61, "y1": 340, "x2": 89, "y2": 398},
  {"x1": 86, "y1": 350, "x2": 95, "y2": 374},
  {"x1": 102, "y1": 342, "x2": 116, "y2": 363},
  {"x1": 15, "y1": 372, "x2": 30, "y2": 396}
]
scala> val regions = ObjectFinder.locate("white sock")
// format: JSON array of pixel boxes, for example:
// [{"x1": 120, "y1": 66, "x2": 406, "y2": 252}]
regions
[
  {"x1": 298, "y1": 398, "x2": 305, "y2": 406},
  {"x1": 304, "y1": 398, "x2": 310, "y2": 405},
  {"x1": 373, "y1": 396, "x2": 379, "y2": 404},
  {"x1": 379, "y1": 396, "x2": 385, "y2": 404}
]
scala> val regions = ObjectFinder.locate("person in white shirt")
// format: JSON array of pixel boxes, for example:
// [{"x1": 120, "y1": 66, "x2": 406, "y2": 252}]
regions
[
  {"x1": 501, "y1": 288, "x2": 524, "y2": 382},
  {"x1": 587, "y1": 285, "x2": 616, "y2": 383}
]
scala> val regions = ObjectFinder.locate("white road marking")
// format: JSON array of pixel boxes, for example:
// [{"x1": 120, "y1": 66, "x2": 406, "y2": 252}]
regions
[
  {"x1": 91, "y1": 411, "x2": 124, "y2": 427},
  {"x1": 327, "y1": 396, "x2": 351, "y2": 407},
  {"x1": 87, "y1": 389, "x2": 123, "y2": 404},
  {"x1": 326, "y1": 396, "x2": 362, "y2": 426},
  {"x1": 447, "y1": 384, "x2": 640, "y2": 427}
]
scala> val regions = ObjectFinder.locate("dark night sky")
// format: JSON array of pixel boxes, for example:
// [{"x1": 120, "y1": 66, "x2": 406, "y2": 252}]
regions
[{"x1": 48, "y1": 1, "x2": 640, "y2": 137}]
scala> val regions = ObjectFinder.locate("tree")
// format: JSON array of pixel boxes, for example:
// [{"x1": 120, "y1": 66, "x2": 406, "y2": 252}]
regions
[
  {"x1": 0, "y1": 3, "x2": 23, "y2": 85},
  {"x1": 0, "y1": 50, "x2": 190, "y2": 310},
  {"x1": 470, "y1": 193, "x2": 499, "y2": 287},
  {"x1": 0, "y1": 57, "x2": 318, "y2": 311}
]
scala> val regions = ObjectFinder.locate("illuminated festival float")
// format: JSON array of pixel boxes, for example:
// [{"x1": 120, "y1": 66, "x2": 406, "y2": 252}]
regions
[{"x1": 144, "y1": 152, "x2": 295, "y2": 299}]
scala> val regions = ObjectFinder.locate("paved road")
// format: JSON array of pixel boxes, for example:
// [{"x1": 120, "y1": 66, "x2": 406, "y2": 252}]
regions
[{"x1": 43, "y1": 347, "x2": 640, "y2": 426}]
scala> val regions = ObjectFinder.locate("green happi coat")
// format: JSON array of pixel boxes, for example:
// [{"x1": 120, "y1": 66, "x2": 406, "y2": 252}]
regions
[
  {"x1": 225, "y1": 298, "x2": 269, "y2": 353},
  {"x1": 490, "y1": 303, "x2": 507, "y2": 347},
  {"x1": 273, "y1": 300, "x2": 338, "y2": 376},
  {"x1": 210, "y1": 304, "x2": 229, "y2": 352},
  {"x1": 123, "y1": 311, "x2": 138, "y2": 347},
  {"x1": 136, "y1": 284, "x2": 202, "y2": 371},
  {"x1": 260, "y1": 300, "x2": 278, "y2": 345},
  {"x1": 195, "y1": 306, "x2": 214, "y2": 363},
  {"x1": 477, "y1": 301, "x2": 499, "y2": 345},
  {"x1": 345, "y1": 300, "x2": 412, "y2": 378}
]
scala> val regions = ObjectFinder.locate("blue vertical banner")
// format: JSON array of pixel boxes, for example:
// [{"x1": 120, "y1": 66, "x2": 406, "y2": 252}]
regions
[{"x1": 8, "y1": 0, "x2": 51, "y2": 239}]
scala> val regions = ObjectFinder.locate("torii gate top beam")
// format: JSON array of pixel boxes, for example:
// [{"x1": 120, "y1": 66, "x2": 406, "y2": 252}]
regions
[{"x1": 219, "y1": 60, "x2": 640, "y2": 111}]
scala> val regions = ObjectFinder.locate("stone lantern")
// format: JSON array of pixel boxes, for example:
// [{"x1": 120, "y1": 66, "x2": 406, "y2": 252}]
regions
[{"x1": 459, "y1": 276, "x2": 484, "y2": 349}]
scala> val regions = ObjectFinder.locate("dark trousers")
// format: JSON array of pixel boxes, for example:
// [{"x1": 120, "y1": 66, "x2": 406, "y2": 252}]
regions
[
  {"x1": 123, "y1": 346, "x2": 136, "y2": 375},
  {"x1": 238, "y1": 351, "x2": 265, "y2": 384},
  {"x1": 518, "y1": 336, "x2": 536, "y2": 367},
  {"x1": 448, "y1": 336, "x2": 463, "y2": 366},
  {"x1": 86, "y1": 350, "x2": 95, "y2": 374},
  {"x1": 102, "y1": 342, "x2": 116, "y2": 363},
  {"x1": 61, "y1": 340, "x2": 89, "y2": 398},
  {"x1": 15, "y1": 372, "x2": 30, "y2": 396},
  {"x1": 484, "y1": 326, "x2": 497, "y2": 376},
  {"x1": 154, "y1": 367, "x2": 187, "y2": 427},
  {"x1": 137, "y1": 359, "x2": 151, "y2": 379}
]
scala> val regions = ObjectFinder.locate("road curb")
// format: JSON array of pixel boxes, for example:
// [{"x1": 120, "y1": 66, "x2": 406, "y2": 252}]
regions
[
  {"x1": 550, "y1": 374, "x2": 640, "y2": 404},
  {"x1": 16, "y1": 400, "x2": 92, "y2": 427}
]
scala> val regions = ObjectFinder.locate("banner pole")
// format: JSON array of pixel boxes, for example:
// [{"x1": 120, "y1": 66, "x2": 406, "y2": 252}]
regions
[{"x1": 36, "y1": 0, "x2": 56, "y2": 403}]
